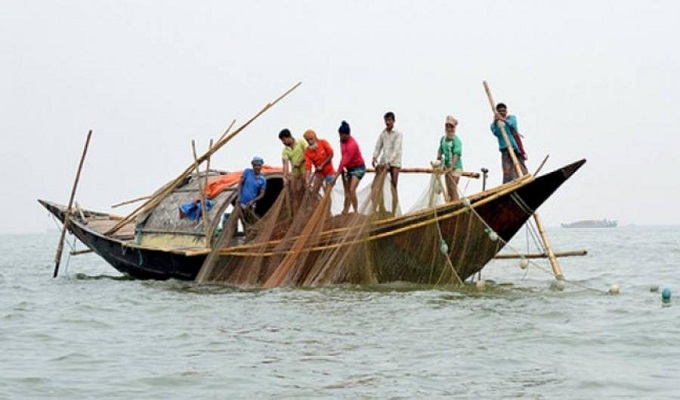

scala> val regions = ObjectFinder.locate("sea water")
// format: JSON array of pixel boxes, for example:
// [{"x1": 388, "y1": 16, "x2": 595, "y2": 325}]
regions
[{"x1": 1, "y1": 226, "x2": 679, "y2": 399}]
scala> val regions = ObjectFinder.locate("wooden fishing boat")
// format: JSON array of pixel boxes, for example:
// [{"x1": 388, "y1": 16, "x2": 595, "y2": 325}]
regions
[{"x1": 39, "y1": 159, "x2": 586, "y2": 283}]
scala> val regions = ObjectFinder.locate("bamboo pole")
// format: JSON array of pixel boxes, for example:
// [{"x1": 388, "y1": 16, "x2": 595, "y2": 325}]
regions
[
  {"x1": 482, "y1": 81, "x2": 564, "y2": 280},
  {"x1": 105, "y1": 82, "x2": 302, "y2": 236},
  {"x1": 483, "y1": 81, "x2": 523, "y2": 177},
  {"x1": 53, "y1": 130, "x2": 92, "y2": 278},
  {"x1": 205, "y1": 139, "x2": 216, "y2": 240},
  {"x1": 366, "y1": 167, "x2": 479, "y2": 178},
  {"x1": 532, "y1": 213, "x2": 563, "y2": 278},
  {"x1": 533, "y1": 155, "x2": 549, "y2": 176},
  {"x1": 111, "y1": 164, "x2": 478, "y2": 210},
  {"x1": 494, "y1": 250, "x2": 587, "y2": 259},
  {"x1": 191, "y1": 140, "x2": 210, "y2": 247},
  {"x1": 111, "y1": 195, "x2": 152, "y2": 209},
  {"x1": 70, "y1": 249, "x2": 94, "y2": 256}
]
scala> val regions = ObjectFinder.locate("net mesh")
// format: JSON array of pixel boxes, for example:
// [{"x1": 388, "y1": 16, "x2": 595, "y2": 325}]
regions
[{"x1": 196, "y1": 168, "x2": 503, "y2": 287}]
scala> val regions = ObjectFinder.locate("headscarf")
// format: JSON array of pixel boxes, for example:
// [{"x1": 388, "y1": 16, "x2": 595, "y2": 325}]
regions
[{"x1": 303, "y1": 129, "x2": 317, "y2": 141}]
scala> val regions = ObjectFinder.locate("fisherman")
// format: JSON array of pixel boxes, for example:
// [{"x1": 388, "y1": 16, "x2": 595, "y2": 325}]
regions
[
  {"x1": 278, "y1": 128, "x2": 307, "y2": 210},
  {"x1": 303, "y1": 129, "x2": 335, "y2": 195},
  {"x1": 437, "y1": 115, "x2": 463, "y2": 201},
  {"x1": 333, "y1": 120, "x2": 366, "y2": 214},
  {"x1": 490, "y1": 102, "x2": 528, "y2": 183},
  {"x1": 237, "y1": 156, "x2": 267, "y2": 217},
  {"x1": 371, "y1": 111, "x2": 403, "y2": 212}
]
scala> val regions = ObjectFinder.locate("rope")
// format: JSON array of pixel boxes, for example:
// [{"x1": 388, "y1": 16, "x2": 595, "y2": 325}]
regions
[
  {"x1": 446, "y1": 173, "x2": 605, "y2": 294},
  {"x1": 432, "y1": 169, "x2": 463, "y2": 285}
]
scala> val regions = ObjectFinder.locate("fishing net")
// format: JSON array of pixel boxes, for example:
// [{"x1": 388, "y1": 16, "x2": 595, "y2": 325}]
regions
[{"x1": 196, "y1": 167, "x2": 503, "y2": 287}]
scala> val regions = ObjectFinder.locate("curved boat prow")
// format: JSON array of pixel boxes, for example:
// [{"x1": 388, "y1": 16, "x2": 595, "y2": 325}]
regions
[{"x1": 38, "y1": 199, "x2": 67, "y2": 223}]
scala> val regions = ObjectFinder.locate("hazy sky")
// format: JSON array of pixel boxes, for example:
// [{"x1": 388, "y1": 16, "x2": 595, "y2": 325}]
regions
[{"x1": 2, "y1": 0, "x2": 679, "y2": 234}]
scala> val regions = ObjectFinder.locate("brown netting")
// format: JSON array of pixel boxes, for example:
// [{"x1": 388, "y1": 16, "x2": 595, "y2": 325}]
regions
[{"x1": 196, "y1": 167, "x2": 502, "y2": 288}]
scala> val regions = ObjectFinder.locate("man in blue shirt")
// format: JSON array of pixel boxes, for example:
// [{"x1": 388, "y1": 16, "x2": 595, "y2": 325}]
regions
[
  {"x1": 490, "y1": 103, "x2": 528, "y2": 183},
  {"x1": 238, "y1": 156, "x2": 267, "y2": 211}
]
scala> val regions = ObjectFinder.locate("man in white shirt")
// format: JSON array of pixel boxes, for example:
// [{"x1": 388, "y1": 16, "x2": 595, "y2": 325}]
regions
[{"x1": 372, "y1": 111, "x2": 403, "y2": 213}]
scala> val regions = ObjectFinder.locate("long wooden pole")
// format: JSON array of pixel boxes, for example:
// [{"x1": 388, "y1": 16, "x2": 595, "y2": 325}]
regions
[
  {"x1": 366, "y1": 167, "x2": 480, "y2": 178},
  {"x1": 532, "y1": 213, "x2": 563, "y2": 278},
  {"x1": 482, "y1": 81, "x2": 564, "y2": 280},
  {"x1": 191, "y1": 140, "x2": 210, "y2": 247},
  {"x1": 205, "y1": 139, "x2": 217, "y2": 240},
  {"x1": 111, "y1": 195, "x2": 152, "y2": 208},
  {"x1": 495, "y1": 250, "x2": 587, "y2": 259},
  {"x1": 53, "y1": 130, "x2": 92, "y2": 278},
  {"x1": 483, "y1": 81, "x2": 523, "y2": 177},
  {"x1": 105, "y1": 82, "x2": 302, "y2": 236}
]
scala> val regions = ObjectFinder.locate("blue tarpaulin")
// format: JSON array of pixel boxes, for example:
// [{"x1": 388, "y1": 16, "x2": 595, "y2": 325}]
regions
[{"x1": 179, "y1": 199, "x2": 214, "y2": 220}]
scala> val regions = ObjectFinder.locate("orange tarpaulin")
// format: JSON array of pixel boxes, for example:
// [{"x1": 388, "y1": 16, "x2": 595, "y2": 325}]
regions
[{"x1": 203, "y1": 166, "x2": 282, "y2": 199}]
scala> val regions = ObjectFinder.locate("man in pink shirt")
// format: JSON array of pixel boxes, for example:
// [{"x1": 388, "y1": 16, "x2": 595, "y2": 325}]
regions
[{"x1": 334, "y1": 120, "x2": 366, "y2": 214}]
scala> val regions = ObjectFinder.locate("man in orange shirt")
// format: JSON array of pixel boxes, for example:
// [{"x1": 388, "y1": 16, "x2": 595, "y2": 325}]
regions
[{"x1": 303, "y1": 129, "x2": 335, "y2": 195}]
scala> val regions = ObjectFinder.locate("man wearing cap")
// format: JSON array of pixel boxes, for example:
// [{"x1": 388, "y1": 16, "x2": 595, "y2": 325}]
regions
[
  {"x1": 238, "y1": 156, "x2": 267, "y2": 213},
  {"x1": 437, "y1": 115, "x2": 463, "y2": 201},
  {"x1": 303, "y1": 129, "x2": 335, "y2": 195},
  {"x1": 334, "y1": 120, "x2": 366, "y2": 214},
  {"x1": 490, "y1": 103, "x2": 528, "y2": 183}
]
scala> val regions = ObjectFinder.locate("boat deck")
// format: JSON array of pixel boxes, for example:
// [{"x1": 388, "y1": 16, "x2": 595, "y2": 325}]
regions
[{"x1": 79, "y1": 214, "x2": 136, "y2": 241}]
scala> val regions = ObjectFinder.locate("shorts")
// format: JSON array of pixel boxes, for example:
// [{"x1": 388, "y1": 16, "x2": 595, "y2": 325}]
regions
[
  {"x1": 342, "y1": 164, "x2": 366, "y2": 181},
  {"x1": 501, "y1": 149, "x2": 528, "y2": 183}
]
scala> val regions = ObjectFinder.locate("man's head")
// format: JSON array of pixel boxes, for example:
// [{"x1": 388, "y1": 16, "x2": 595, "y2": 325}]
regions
[
  {"x1": 384, "y1": 111, "x2": 395, "y2": 131},
  {"x1": 278, "y1": 128, "x2": 294, "y2": 146},
  {"x1": 495, "y1": 103, "x2": 508, "y2": 118},
  {"x1": 303, "y1": 129, "x2": 317, "y2": 148},
  {"x1": 338, "y1": 120, "x2": 350, "y2": 142},
  {"x1": 251, "y1": 156, "x2": 264, "y2": 173},
  {"x1": 445, "y1": 115, "x2": 458, "y2": 137}
]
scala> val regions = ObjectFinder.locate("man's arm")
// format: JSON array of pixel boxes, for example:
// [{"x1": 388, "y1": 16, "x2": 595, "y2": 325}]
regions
[
  {"x1": 282, "y1": 158, "x2": 291, "y2": 180},
  {"x1": 252, "y1": 186, "x2": 266, "y2": 205},
  {"x1": 372, "y1": 133, "x2": 383, "y2": 166},
  {"x1": 392, "y1": 131, "x2": 403, "y2": 167},
  {"x1": 505, "y1": 115, "x2": 518, "y2": 133},
  {"x1": 236, "y1": 174, "x2": 245, "y2": 205}
]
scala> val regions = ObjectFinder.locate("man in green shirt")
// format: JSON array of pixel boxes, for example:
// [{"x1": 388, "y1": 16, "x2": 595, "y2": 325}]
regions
[
  {"x1": 279, "y1": 128, "x2": 308, "y2": 210},
  {"x1": 437, "y1": 115, "x2": 463, "y2": 201}
]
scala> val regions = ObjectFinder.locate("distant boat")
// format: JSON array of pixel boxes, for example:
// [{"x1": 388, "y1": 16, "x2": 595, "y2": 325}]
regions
[{"x1": 561, "y1": 219, "x2": 617, "y2": 228}]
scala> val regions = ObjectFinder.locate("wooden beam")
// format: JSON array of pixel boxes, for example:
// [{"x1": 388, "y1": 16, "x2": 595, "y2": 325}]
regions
[
  {"x1": 53, "y1": 130, "x2": 92, "y2": 278},
  {"x1": 494, "y1": 250, "x2": 587, "y2": 259},
  {"x1": 366, "y1": 167, "x2": 480, "y2": 179}
]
